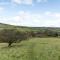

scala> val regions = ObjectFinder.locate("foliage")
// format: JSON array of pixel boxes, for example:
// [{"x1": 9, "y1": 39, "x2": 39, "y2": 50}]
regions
[
  {"x1": 0, "y1": 29, "x2": 31, "y2": 47},
  {"x1": 0, "y1": 23, "x2": 60, "y2": 47},
  {"x1": 0, "y1": 28, "x2": 59, "y2": 47}
]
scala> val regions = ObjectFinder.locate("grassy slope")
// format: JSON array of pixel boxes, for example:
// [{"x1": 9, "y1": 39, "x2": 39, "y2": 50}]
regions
[
  {"x1": 0, "y1": 23, "x2": 15, "y2": 28},
  {"x1": 0, "y1": 23, "x2": 60, "y2": 31},
  {"x1": 0, "y1": 38, "x2": 60, "y2": 60}
]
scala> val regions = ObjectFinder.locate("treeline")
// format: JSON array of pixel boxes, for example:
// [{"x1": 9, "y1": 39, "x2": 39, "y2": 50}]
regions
[
  {"x1": 0, "y1": 28, "x2": 60, "y2": 47},
  {"x1": 31, "y1": 29, "x2": 59, "y2": 37}
]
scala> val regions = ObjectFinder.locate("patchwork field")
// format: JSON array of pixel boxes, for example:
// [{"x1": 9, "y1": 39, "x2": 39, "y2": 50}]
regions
[{"x1": 0, "y1": 38, "x2": 60, "y2": 60}]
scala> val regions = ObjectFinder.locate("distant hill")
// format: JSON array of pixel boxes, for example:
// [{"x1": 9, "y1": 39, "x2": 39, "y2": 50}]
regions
[
  {"x1": 0, "y1": 23, "x2": 60, "y2": 32},
  {"x1": 0, "y1": 23, "x2": 16, "y2": 28}
]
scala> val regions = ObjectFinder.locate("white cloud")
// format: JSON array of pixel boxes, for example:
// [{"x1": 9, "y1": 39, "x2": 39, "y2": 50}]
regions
[
  {"x1": 11, "y1": 0, "x2": 48, "y2": 5},
  {"x1": 0, "y1": 11, "x2": 60, "y2": 27},
  {"x1": 23, "y1": 0, "x2": 32, "y2": 4},
  {"x1": 45, "y1": 11, "x2": 51, "y2": 15},
  {"x1": 11, "y1": 0, "x2": 32, "y2": 5},
  {"x1": 0, "y1": 7, "x2": 4, "y2": 11},
  {"x1": 0, "y1": 7, "x2": 3, "y2": 10},
  {"x1": 0, "y1": 7, "x2": 4, "y2": 14},
  {"x1": 0, "y1": 11, "x2": 42, "y2": 26},
  {"x1": 45, "y1": 11, "x2": 60, "y2": 18},
  {"x1": 11, "y1": 0, "x2": 22, "y2": 4},
  {"x1": 37, "y1": 0, "x2": 48, "y2": 3},
  {"x1": 16, "y1": 11, "x2": 60, "y2": 27},
  {"x1": 37, "y1": 0, "x2": 41, "y2": 2}
]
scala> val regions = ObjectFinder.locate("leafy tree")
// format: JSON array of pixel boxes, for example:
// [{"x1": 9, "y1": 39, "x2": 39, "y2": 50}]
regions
[{"x1": 0, "y1": 29, "x2": 29, "y2": 47}]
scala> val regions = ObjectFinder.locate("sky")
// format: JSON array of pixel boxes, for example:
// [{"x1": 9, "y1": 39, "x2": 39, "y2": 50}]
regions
[{"x1": 0, "y1": 0, "x2": 60, "y2": 27}]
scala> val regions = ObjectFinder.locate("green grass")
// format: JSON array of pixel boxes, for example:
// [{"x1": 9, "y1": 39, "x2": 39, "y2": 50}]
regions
[{"x1": 0, "y1": 38, "x2": 60, "y2": 60}]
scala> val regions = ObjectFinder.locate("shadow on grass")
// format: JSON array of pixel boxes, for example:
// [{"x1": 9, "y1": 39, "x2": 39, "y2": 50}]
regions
[
  {"x1": 40, "y1": 42, "x2": 48, "y2": 44},
  {"x1": 58, "y1": 56, "x2": 60, "y2": 60},
  {"x1": 1, "y1": 43, "x2": 27, "y2": 49}
]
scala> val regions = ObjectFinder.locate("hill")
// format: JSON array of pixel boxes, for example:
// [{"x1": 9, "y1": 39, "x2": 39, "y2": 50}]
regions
[
  {"x1": 0, "y1": 23, "x2": 16, "y2": 28},
  {"x1": 0, "y1": 23, "x2": 60, "y2": 32}
]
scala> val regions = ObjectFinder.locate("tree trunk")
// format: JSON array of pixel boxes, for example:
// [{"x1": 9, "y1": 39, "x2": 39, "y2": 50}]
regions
[{"x1": 8, "y1": 42, "x2": 12, "y2": 47}]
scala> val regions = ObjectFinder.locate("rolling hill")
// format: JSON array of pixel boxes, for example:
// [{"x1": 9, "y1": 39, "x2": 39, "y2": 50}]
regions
[{"x1": 0, "y1": 23, "x2": 60, "y2": 32}]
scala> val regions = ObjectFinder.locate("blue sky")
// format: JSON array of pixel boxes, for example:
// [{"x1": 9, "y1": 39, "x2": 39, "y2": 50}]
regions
[{"x1": 0, "y1": 0, "x2": 60, "y2": 27}]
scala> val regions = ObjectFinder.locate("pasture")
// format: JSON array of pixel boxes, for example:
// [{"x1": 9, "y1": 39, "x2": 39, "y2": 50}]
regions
[{"x1": 0, "y1": 38, "x2": 60, "y2": 60}]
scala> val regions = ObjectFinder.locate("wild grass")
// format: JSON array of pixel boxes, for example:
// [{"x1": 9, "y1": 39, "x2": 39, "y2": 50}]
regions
[{"x1": 0, "y1": 38, "x2": 60, "y2": 60}]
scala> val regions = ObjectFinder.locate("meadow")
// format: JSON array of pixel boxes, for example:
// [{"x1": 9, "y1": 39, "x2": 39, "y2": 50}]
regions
[{"x1": 0, "y1": 38, "x2": 60, "y2": 60}]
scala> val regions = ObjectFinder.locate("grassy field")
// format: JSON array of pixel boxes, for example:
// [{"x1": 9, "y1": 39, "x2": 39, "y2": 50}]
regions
[{"x1": 0, "y1": 38, "x2": 60, "y2": 60}]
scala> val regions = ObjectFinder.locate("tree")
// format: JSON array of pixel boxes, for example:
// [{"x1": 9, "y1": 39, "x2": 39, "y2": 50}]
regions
[
  {"x1": 0, "y1": 29, "x2": 28, "y2": 47},
  {"x1": 0, "y1": 29, "x2": 17, "y2": 47}
]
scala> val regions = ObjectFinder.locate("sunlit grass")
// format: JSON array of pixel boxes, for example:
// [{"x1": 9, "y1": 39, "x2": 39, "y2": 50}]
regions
[{"x1": 0, "y1": 38, "x2": 60, "y2": 60}]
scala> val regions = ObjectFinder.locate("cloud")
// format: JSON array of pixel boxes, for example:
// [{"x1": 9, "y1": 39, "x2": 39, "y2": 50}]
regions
[
  {"x1": 11, "y1": 0, "x2": 22, "y2": 4},
  {"x1": 37, "y1": 0, "x2": 41, "y2": 2},
  {"x1": 0, "y1": 0, "x2": 48, "y2": 5},
  {"x1": 0, "y1": 11, "x2": 60, "y2": 27},
  {"x1": 0, "y1": 7, "x2": 4, "y2": 11},
  {"x1": 45, "y1": 11, "x2": 51, "y2": 15},
  {"x1": 11, "y1": 0, "x2": 32, "y2": 5},
  {"x1": 0, "y1": 11, "x2": 42, "y2": 26},
  {"x1": 13, "y1": 11, "x2": 42, "y2": 26},
  {"x1": 23, "y1": 0, "x2": 32, "y2": 4},
  {"x1": 37, "y1": 0, "x2": 48, "y2": 3},
  {"x1": 11, "y1": 0, "x2": 48, "y2": 5},
  {"x1": 14, "y1": 11, "x2": 60, "y2": 27},
  {"x1": 45, "y1": 11, "x2": 60, "y2": 18},
  {"x1": 0, "y1": 7, "x2": 4, "y2": 13}
]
